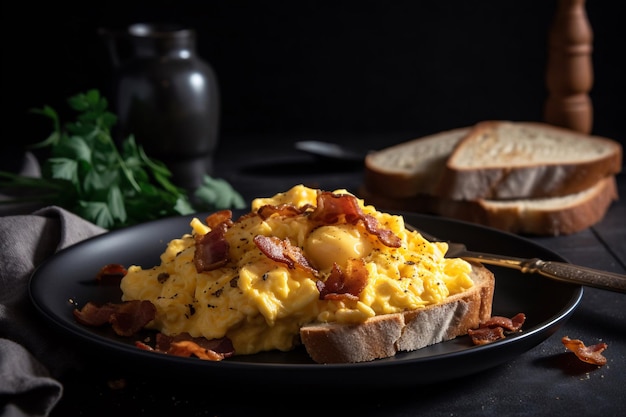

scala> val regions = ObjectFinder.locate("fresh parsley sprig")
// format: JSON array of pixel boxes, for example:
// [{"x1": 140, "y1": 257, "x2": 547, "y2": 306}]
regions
[{"x1": 0, "y1": 89, "x2": 245, "y2": 229}]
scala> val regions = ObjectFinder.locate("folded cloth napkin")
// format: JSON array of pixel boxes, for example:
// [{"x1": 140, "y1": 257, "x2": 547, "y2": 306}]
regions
[{"x1": 0, "y1": 206, "x2": 106, "y2": 417}]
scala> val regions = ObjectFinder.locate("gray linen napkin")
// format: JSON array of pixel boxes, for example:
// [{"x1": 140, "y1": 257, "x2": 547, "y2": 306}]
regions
[{"x1": 0, "y1": 206, "x2": 106, "y2": 417}]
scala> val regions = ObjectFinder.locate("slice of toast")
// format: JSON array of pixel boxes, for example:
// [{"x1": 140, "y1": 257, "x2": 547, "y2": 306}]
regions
[
  {"x1": 434, "y1": 120, "x2": 622, "y2": 200},
  {"x1": 364, "y1": 127, "x2": 470, "y2": 198},
  {"x1": 358, "y1": 175, "x2": 618, "y2": 236},
  {"x1": 299, "y1": 263, "x2": 495, "y2": 363}
]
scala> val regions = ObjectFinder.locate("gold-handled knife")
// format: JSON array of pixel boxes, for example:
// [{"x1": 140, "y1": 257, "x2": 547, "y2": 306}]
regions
[{"x1": 408, "y1": 225, "x2": 626, "y2": 294}]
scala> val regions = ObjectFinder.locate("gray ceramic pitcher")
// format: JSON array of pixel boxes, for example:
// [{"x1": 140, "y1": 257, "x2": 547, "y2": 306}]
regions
[{"x1": 100, "y1": 23, "x2": 220, "y2": 191}]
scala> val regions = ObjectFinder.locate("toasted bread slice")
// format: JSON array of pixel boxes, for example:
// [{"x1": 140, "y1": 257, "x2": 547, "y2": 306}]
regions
[
  {"x1": 299, "y1": 263, "x2": 495, "y2": 363},
  {"x1": 438, "y1": 175, "x2": 619, "y2": 235},
  {"x1": 435, "y1": 121, "x2": 622, "y2": 200},
  {"x1": 358, "y1": 175, "x2": 618, "y2": 236},
  {"x1": 364, "y1": 127, "x2": 470, "y2": 198}
]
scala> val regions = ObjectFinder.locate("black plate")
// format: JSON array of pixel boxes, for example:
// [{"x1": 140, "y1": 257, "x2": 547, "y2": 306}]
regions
[{"x1": 29, "y1": 211, "x2": 582, "y2": 386}]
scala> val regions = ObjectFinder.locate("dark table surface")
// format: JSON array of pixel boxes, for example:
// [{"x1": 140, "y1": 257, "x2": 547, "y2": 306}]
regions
[{"x1": 43, "y1": 133, "x2": 625, "y2": 416}]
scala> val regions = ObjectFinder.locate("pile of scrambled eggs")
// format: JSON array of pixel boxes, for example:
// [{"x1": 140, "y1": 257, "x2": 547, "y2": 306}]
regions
[{"x1": 120, "y1": 185, "x2": 474, "y2": 356}]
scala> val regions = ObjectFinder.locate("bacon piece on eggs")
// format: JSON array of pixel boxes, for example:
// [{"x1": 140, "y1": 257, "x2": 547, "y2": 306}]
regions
[
  {"x1": 257, "y1": 203, "x2": 311, "y2": 220},
  {"x1": 311, "y1": 191, "x2": 363, "y2": 224},
  {"x1": 194, "y1": 209, "x2": 234, "y2": 273},
  {"x1": 253, "y1": 235, "x2": 318, "y2": 275},
  {"x1": 361, "y1": 214, "x2": 402, "y2": 248},
  {"x1": 310, "y1": 192, "x2": 401, "y2": 248},
  {"x1": 204, "y1": 209, "x2": 234, "y2": 229},
  {"x1": 317, "y1": 259, "x2": 369, "y2": 301}
]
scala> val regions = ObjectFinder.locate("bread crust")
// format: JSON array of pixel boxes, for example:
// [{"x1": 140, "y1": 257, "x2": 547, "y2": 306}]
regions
[
  {"x1": 435, "y1": 121, "x2": 623, "y2": 200},
  {"x1": 299, "y1": 263, "x2": 495, "y2": 364}
]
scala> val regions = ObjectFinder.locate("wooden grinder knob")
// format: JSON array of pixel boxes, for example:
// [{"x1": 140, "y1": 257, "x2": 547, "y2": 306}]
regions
[{"x1": 544, "y1": 0, "x2": 594, "y2": 134}]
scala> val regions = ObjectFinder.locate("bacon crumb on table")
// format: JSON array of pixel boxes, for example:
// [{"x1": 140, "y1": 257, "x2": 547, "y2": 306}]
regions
[{"x1": 561, "y1": 336, "x2": 608, "y2": 366}]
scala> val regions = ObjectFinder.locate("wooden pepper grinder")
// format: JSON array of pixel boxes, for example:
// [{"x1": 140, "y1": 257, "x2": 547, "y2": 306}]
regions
[{"x1": 544, "y1": 0, "x2": 593, "y2": 134}]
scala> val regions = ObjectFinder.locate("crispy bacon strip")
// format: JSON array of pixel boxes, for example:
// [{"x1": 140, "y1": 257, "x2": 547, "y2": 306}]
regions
[
  {"x1": 310, "y1": 192, "x2": 401, "y2": 248},
  {"x1": 317, "y1": 259, "x2": 368, "y2": 301},
  {"x1": 205, "y1": 209, "x2": 233, "y2": 229},
  {"x1": 135, "y1": 341, "x2": 155, "y2": 351},
  {"x1": 311, "y1": 191, "x2": 363, "y2": 224},
  {"x1": 155, "y1": 332, "x2": 233, "y2": 354},
  {"x1": 481, "y1": 313, "x2": 526, "y2": 332},
  {"x1": 194, "y1": 221, "x2": 230, "y2": 272},
  {"x1": 145, "y1": 332, "x2": 234, "y2": 360},
  {"x1": 169, "y1": 341, "x2": 228, "y2": 361},
  {"x1": 468, "y1": 313, "x2": 526, "y2": 345},
  {"x1": 257, "y1": 204, "x2": 312, "y2": 220},
  {"x1": 73, "y1": 300, "x2": 156, "y2": 337},
  {"x1": 73, "y1": 302, "x2": 118, "y2": 327},
  {"x1": 562, "y1": 336, "x2": 608, "y2": 366},
  {"x1": 108, "y1": 301, "x2": 157, "y2": 337},
  {"x1": 95, "y1": 263, "x2": 128, "y2": 285},
  {"x1": 194, "y1": 210, "x2": 234, "y2": 273},
  {"x1": 467, "y1": 326, "x2": 505, "y2": 345},
  {"x1": 361, "y1": 214, "x2": 402, "y2": 248},
  {"x1": 135, "y1": 333, "x2": 235, "y2": 361},
  {"x1": 253, "y1": 235, "x2": 317, "y2": 275}
]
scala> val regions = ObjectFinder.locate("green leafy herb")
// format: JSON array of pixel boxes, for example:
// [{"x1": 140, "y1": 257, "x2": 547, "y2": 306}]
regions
[
  {"x1": 0, "y1": 89, "x2": 245, "y2": 229},
  {"x1": 194, "y1": 175, "x2": 246, "y2": 210}
]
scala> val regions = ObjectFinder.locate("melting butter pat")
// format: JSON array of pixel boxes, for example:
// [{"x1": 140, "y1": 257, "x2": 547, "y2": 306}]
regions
[{"x1": 305, "y1": 225, "x2": 373, "y2": 271}]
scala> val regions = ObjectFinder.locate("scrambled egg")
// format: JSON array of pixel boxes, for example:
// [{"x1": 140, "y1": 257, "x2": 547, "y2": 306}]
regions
[{"x1": 120, "y1": 185, "x2": 474, "y2": 355}]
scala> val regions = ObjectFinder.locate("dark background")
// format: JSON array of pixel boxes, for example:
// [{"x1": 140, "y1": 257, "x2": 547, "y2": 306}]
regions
[{"x1": 2, "y1": 0, "x2": 624, "y2": 172}]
